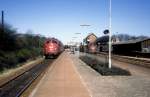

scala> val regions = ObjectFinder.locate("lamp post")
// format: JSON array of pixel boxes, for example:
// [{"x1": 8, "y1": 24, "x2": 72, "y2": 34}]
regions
[
  {"x1": 74, "y1": 33, "x2": 82, "y2": 56},
  {"x1": 72, "y1": 36, "x2": 77, "y2": 48},
  {"x1": 108, "y1": 0, "x2": 112, "y2": 68},
  {"x1": 80, "y1": 24, "x2": 91, "y2": 53},
  {"x1": 74, "y1": 32, "x2": 81, "y2": 49},
  {"x1": 103, "y1": 0, "x2": 112, "y2": 68},
  {"x1": 75, "y1": 33, "x2": 82, "y2": 45}
]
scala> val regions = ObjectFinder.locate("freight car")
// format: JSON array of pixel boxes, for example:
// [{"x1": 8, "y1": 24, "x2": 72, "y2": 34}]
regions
[{"x1": 43, "y1": 38, "x2": 64, "y2": 58}]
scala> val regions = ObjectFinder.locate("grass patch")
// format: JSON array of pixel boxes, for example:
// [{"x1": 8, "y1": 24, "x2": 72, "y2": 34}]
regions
[{"x1": 80, "y1": 55, "x2": 131, "y2": 76}]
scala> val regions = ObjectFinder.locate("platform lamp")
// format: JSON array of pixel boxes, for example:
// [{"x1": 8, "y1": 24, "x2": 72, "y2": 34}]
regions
[
  {"x1": 80, "y1": 24, "x2": 91, "y2": 53},
  {"x1": 75, "y1": 33, "x2": 81, "y2": 51},
  {"x1": 72, "y1": 36, "x2": 77, "y2": 50}
]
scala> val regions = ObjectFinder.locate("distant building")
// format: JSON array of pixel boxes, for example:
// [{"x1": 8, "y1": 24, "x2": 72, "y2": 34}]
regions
[
  {"x1": 96, "y1": 35, "x2": 150, "y2": 54},
  {"x1": 112, "y1": 36, "x2": 120, "y2": 43},
  {"x1": 141, "y1": 38, "x2": 150, "y2": 53}
]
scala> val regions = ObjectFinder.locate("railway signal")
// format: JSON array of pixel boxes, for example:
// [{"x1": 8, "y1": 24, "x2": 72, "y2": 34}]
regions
[{"x1": 103, "y1": 29, "x2": 109, "y2": 34}]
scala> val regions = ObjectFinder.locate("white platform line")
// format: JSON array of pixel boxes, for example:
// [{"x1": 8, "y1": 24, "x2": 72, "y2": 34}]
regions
[{"x1": 70, "y1": 55, "x2": 93, "y2": 97}]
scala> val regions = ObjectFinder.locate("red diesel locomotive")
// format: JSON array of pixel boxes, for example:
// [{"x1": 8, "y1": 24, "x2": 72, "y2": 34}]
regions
[{"x1": 43, "y1": 38, "x2": 64, "y2": 58}]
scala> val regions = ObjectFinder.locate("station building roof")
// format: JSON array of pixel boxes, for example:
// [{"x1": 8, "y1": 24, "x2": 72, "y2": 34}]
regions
[
  {"x1": 85, "y1": 33, "x2": 97, "y2": 43},
  {"x1": 96, "y1": 35, "x2": 109, "y2": 43},
  {"x1": 112, "y1": 38, "x2": 150, "y2": 45}
]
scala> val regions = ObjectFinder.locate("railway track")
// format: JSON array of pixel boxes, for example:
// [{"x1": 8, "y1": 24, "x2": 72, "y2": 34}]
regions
[
  {"x1": 96, "y1": 52, "x2": 150, "y2": 68},
  {"x1": 0, "y1": 59, "x2": 53, "y2": 97}
]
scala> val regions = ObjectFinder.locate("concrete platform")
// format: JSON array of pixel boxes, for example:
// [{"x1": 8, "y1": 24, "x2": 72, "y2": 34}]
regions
[
  {"x1": 29, "y1": 52, "x2": 91, "y2": 97},
  {"x1": 73, "y1": 52, "x2": 150, "y2": 97}
]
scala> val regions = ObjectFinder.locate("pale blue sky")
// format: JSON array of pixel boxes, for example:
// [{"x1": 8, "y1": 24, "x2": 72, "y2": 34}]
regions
[{"x1": 0, "y1": 0, "x2": 150, "y2": 44}]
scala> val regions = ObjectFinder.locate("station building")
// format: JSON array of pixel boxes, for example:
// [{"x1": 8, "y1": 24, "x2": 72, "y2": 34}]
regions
[
  {"x1": 112, "y1": 38, "x2": 150, "y2": 53},
  {"x1": 83, "y1": 33, "x2": 97, "y2": 52}
]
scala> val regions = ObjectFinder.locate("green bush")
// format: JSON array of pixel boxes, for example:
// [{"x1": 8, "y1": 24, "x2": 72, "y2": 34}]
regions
[
  {"x1": 16, "y1": 49, "x2": 30, "y2": 62},
  {"x1": 0, "y1": 23, "x2": 46, "y2": 72},
  {"x1": 2, "y1": 52, "x2": 18, "y2": 68}
]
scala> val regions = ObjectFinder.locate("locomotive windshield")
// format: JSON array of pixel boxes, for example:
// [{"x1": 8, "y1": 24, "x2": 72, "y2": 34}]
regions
[{"x1": 52, "y1": 40, "x2": 57, "y2": 44}]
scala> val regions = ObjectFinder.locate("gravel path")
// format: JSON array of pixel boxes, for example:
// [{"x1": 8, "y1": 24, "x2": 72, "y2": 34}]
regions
[{"x1": 71, "y1": 52, "x2": 150, "y2": 97}]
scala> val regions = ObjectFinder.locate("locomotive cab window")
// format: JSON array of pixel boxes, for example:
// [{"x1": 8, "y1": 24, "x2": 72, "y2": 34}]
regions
[
  {"x1": 46, "y1": 41, "x2": 50, "y2": 43},
  {"x1": 52, "y1": 40, "x2": 57, "y2": 44}
]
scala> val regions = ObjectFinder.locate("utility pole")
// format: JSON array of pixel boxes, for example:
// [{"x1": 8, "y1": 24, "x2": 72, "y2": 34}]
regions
[{"x1": 1, "y1": 10, "x2": 4, "y2": 33}]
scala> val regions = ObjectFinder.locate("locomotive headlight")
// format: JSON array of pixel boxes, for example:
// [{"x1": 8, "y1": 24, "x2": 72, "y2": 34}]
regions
[
  {"x1": 91, "y1": 46, "x2": 95, "y2": 50},
  {"x1": 49, "y1": 46, "x2": 53, "y2": 49}
]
